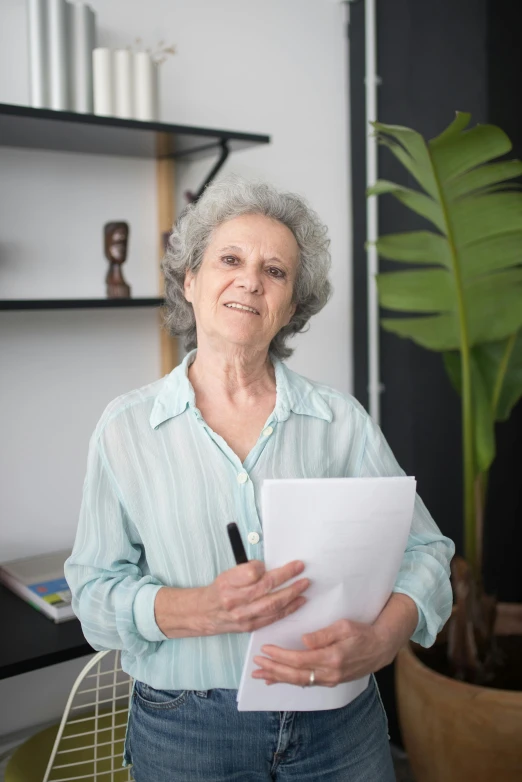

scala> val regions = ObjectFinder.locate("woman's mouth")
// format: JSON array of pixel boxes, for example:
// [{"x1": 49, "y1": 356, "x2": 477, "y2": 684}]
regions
[{"x1": 224, "y1": 303, "x2": 260, "y2": 315}]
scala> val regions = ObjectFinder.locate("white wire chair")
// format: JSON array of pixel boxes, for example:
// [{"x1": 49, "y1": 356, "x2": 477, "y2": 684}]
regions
[{"x1": 41, "y1": 649, "x2": 135, "y2": 782}]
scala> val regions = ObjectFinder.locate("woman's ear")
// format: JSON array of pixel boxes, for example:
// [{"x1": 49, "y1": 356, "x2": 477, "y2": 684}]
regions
[{"x1": 184, "y1": 269, "x2": 194, "y2": 303}]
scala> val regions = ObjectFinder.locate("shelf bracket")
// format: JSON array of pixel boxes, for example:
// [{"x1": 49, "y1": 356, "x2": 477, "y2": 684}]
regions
[{"x1": 184, "y1": 139, "x2": 230, "y2": 203}]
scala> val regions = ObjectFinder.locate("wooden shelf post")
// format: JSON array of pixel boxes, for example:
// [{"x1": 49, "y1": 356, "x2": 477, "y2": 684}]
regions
[{"x1": 156, "y1": 156, "x2": 179, "y2": 376}]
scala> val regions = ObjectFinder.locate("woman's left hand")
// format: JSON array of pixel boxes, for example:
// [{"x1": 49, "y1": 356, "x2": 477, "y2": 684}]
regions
[{"x1": 252, "y1": 618, "x2": 394, "y2": 687}]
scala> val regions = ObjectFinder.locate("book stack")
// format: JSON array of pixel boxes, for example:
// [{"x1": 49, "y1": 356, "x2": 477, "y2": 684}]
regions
[{"x1": 0, "y1": 549, "x2": 76, "y2": 623}]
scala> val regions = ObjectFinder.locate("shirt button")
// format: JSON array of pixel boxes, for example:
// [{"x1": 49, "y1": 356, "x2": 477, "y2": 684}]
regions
[
  {"x1": 237, "y1": 472, "x2": 248, "y2": 484},
  {"x1": 263, "y1": 426, "x2": 273, "y2": 437},
  {"x1": 247, "y1": 532, "x2": 260, "y2": 545}
]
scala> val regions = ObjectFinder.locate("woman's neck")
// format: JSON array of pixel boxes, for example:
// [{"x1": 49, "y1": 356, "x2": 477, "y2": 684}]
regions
[{"x1": 187, "y1": 343, "x2": 276, "y2": 406}]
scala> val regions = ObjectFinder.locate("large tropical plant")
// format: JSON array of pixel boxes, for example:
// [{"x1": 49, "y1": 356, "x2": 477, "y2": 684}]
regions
[{"x1": 367, "y1": 113, "x2": 522, "y2": 682}]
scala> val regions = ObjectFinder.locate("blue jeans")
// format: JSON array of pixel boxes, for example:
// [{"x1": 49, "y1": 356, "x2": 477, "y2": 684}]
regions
[{"x1": 124, "y1": 675, "x2": 395, "y2": 781}]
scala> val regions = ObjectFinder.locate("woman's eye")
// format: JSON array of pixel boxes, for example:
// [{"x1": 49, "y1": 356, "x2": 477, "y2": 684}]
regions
[
  {"x1": 268, "y1": 267, "x2": 285, "y2": 278},
  {"x1": 222, "y1": 256, "x2": 238, "y2": 265}
]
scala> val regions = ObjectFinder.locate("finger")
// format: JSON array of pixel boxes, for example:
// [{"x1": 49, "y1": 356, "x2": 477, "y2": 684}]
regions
[
  {"x1": 257, "y1": 560, "x2": 306, "y2": 596},
  {"x1": 227, "y1": 560, "x2": 266, "y2": 587},
  {"x1": 252, "y1": 659, "x2": 327, "y2": 688},
  {"x1": 236, "y1": 577, "x2": 310, "y2": 622},
  {"x1": 243, "y1": 595, "x2": 307, "y2": 632},
  {"x1": 256, "y1": 645, "x2": 327, "y2": 669},
  {"x1": 302, "y1": 619, "x2": 351, "y2": 649},
  {"x1": 227, "y1": 560, "x2": 304, "y2": 602},
  {"x1": 246, "y1": 561, "x2": 307, "y2": 605}
]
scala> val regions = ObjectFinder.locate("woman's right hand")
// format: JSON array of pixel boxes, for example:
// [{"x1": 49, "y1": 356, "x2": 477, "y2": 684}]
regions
[
  {"x1": 154, "y1": 560, "x2": 309, "y2": 639},
  {"x1": 200, "y1": 560, "x2": 310, "y2": 636}
]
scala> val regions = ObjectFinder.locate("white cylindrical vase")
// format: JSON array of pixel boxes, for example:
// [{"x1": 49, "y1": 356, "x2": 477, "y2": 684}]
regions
[
  {"x1": 114, "y1": 49, "x2": 134, "y2": 119},
  {"x1": 69, "y1": 2, "x2": 96, "y2": 113},
  {"x1": 93, "y1": 47, "x2": 113, "y2": 116},
  {"x1": 134, "y1": 51, "x2": 159, "y2": 121},
  {"x1": 48, "y1": 0, "x2": 70, "y2": 110},
  {"x1": 26, "y1": 0, "x2": 49, "y2": 108}
]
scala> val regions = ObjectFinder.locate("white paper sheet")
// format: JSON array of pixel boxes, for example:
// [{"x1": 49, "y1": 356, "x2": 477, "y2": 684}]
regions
[{"x1": 237, "y1": 477, "x2": 416, "y2": 711}]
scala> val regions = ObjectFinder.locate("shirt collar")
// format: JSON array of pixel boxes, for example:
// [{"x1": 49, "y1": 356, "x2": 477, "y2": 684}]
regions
[{"x1": 150, "y1": 348, "x2": 333, "y2": 429}]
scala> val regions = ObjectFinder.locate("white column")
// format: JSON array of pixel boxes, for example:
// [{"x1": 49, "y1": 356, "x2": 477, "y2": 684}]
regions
[
  {"x1": 69, "y1": 2, "x2": 96, "y2": 113},
  {"x1": 48, "y1": 0, "x2": 70, "y2": 111},
  {"x1": 134, "y1": 52, "x2": 159, "y2": 121},
  {"x1": 114, "y1": 49, "x2": 134, "y2": 119},
  {"x1": 26, "y1": 0, "x2": 49, "y2": 108},
  {"x1": 93, "y1": 47, "x2": 113, "y2": 116}
]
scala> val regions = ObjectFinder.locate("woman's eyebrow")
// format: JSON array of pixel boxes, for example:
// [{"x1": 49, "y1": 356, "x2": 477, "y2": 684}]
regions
[
  {"x1": 219, "y1": 245, "x2": 243, "y2": 253},
  {"x1": 219, "y1": 245, "x2": 288, "y2": 267}
]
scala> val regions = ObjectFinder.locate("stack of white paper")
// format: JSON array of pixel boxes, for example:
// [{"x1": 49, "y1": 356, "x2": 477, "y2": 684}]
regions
[{"x1": 237, "y1": 477, "x2": 416, "y2": 711}]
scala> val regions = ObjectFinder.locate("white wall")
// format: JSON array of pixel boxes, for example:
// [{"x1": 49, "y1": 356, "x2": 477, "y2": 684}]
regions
[{"x1": 0, "y1": 0, "x2": 351, "y2": 736}]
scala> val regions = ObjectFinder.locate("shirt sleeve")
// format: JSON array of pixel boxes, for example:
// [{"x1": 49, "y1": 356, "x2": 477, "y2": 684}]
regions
[
  {"x1": 358, "y1": 415, "x2": 455, "y2": 648},
  {"x1": 64, "y1": 430, "x2": 168, "y2": 656}
]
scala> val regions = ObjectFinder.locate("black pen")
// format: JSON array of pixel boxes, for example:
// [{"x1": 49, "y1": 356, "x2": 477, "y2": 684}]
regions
[{"x1": 227, "y1": 522, "x2": 249, "y2": 565}]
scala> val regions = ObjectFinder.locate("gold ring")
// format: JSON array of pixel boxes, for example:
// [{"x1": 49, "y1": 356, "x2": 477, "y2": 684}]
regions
[{"x1": 308, "y1": 669, "x2": 315, "y2": 687}]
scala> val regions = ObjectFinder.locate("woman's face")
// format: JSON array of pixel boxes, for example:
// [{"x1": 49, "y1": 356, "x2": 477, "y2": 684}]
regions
[{"x1": 184, "y1": 213, "x2": 299, "y2": 354}]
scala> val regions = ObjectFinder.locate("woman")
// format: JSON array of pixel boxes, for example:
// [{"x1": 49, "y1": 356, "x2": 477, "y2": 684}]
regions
[{"x1": 65, "y1": 176, "x2": 455, "y2": 781}]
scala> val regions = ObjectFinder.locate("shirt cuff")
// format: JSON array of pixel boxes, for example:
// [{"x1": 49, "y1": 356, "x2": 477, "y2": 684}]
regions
[{"x1": 133, "y1": 584, "x2": 169, "y2": 642}]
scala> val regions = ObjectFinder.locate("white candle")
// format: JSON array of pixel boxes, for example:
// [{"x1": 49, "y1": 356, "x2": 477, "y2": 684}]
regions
[
  {"x1": 134, "y1": 51, "x2": 159, "y2": 121},
  {"x1": 93, "y1": 47, "x2": 113, "y2": 116},
  {"x1": 26, "y1": 0, "x2": 49, "y2": 108},
  {"x1": 48, "y1": 0, "x2": 70, "y2": 110},
  {"x1": 69, "y1": 2, "x2": 96, "y2": 113},
  {"x1": 114, "y1": 49, "x2": 134, "y2": 119}
]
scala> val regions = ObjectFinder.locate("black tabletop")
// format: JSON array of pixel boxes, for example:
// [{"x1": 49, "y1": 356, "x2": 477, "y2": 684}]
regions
[{"x1": 0, "y1": 583, "x2": 94, "y2": 679}]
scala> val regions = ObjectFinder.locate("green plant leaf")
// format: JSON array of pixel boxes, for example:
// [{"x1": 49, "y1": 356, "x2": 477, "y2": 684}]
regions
[
  {"x1": 475, "y1": 332, "x2": 522, "y2": 421},
  {"x1": 450, "y1": 192, "x2": 522, "y2": 246},
  {"x1": 382, "y1": 314, "x2": 459, "y2": 351},
  {"x1": 458, "y1": 231, "x2": 522, "y2": 278},
  {"x1": 447, "y1": 159, "x2": 522, "y2": 200},
  {"x1": 442, "y1": 351, "x2": 495, "y2": 472},
  {"x1": 443, "y1": 334, "x2": 522, "y2": 471},
  {"x1": 371, "y1": 122, "x2": 438, "y2": 198},
  {"x1": 443, "y1": 350, "x2": 461, "y2": 394},
  {"x1": 467, "y1": 268, "x2": 522, "y2": 344},
  {"x1": 430, "y1": 123, "x2": 513, "y2": 182},
  {"x1": 371, "y1": 232, "x2": 451, "y2": 266},
  {"x1": 470, "y1": 353, "x2": 496, "y2": 473},
  {"x1": 430, "y1": 111, "x2": 472, "y2": 143},
  {"x1": 445, "y1": 333, "x2": 522, "y2": 423},
  {"x1": 379, "y1": 262, "x2": 522, "y2": 349},
  {"x1": 367, "y1": 180, "x2": 444, "y2": 231},
  {"x1": 377, "y1": 269, "x2": 453, "y2": 312}
]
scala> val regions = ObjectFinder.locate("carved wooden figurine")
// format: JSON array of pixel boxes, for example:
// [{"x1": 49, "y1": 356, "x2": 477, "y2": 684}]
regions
[{"x1": 104, "y1": 221, "x2": 131, "y2": 298}]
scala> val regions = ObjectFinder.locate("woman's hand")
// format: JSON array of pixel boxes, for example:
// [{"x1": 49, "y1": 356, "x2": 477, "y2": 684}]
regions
[
  {"x1": 252, "y1": 618, "x2": 389, "y2": 687},
  {"x1": 200, "y1": 559, "x2": 310, "y2": 636},
  {"x1": 154, "y1": 560, "x2": 309, "y2": 639},
  {"x1": 252, "y1": 593, "x2": 419, "y2": 686}
]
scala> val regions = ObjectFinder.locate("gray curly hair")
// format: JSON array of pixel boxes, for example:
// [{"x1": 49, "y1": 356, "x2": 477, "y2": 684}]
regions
[{"x1": 161, "y1": 174, "x2": 332, "y2": 360}]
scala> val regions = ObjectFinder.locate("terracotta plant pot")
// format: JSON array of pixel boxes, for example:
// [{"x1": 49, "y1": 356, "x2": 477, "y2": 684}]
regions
[{"x1": 395, "y1": 603, "x2": 522, "y2": 782}]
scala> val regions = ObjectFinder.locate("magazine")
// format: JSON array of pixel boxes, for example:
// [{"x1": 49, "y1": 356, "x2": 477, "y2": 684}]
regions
[{"x1": 0, "y1": 549, "x2": 76, "y2": 623}]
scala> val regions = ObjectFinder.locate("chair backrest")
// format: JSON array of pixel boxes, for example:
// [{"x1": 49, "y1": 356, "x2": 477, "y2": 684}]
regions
[{"x1": 42, "y1": 650, "x2": 134, "y2": 782}]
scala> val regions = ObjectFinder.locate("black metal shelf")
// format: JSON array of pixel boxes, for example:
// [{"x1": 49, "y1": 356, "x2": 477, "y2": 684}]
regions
[
  {"x1": 0, "y1": 102, "x2": 270, "y2": 160},
  {"x1": 0, "y1": 297, "x2": 165, "y2": 311}
]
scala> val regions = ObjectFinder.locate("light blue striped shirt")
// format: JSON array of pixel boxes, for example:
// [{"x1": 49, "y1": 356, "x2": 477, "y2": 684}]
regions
[{"x1": 65, "y1": 348, "x2": 455, "y2": 690}]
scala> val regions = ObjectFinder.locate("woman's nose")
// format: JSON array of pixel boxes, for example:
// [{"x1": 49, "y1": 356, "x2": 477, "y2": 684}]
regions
[{"x1": 235, "y1": 266, "x2": 263, "y2": 293}]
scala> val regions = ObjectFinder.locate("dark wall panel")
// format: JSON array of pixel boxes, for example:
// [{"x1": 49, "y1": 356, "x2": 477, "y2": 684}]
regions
[
  {"x1": 350, "y1": 0, "x2": 522, "y2": 747},
  {"x1": 483, "y1": 0, "x2": 522, "y2": 600}
]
